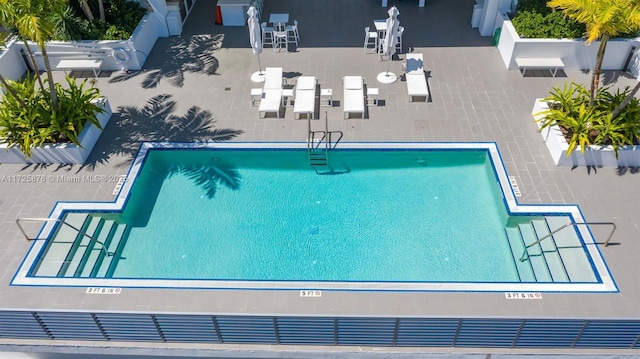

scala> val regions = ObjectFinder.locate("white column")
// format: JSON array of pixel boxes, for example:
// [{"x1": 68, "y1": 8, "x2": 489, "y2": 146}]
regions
[
  {"x1": 148, "y1": 0, "x2": 170, "y2": 37},
  {"x1": 478, "y1": 0, "x2": 511, "y2": 36}
]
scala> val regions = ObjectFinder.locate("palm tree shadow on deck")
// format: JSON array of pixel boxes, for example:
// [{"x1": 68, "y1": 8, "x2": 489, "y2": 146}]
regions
[
  {"x1": 108, "y1": 34, "x2": 223, "y2": 88},
  {"x1": 80, "y1": 93, "x2": 243, "y2": 170}
]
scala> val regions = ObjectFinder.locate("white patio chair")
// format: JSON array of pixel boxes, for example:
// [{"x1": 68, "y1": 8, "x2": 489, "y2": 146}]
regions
[
  {"x1": 273, "y1": 30, "x2": 288, "y2": 52},
  {"x1": 363, "y1": 26, "x2": 378, "y2": 54},
  {"x1": 261, "y1": 22, "x2": 274, "y2": 47},
  {"x1": 286, "y1": 20, "x2": 300, "y2": 46}
]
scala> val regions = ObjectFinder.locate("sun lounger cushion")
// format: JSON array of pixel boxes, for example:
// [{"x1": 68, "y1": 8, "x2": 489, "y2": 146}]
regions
[
  {"x1": 343, "y1": 76, "x2": 365, "y2": 119},
  {"x1": 344, "y1": 76, "x2": 363, "y2": 90}
]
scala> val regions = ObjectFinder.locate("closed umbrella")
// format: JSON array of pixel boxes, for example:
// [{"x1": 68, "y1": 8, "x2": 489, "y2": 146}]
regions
[
  {"x1": 248, "y1": 6, "x2": 265, "y2": 82},
  {"x1": 377, "y1": 6, "x2": 400, "y2": 84}
]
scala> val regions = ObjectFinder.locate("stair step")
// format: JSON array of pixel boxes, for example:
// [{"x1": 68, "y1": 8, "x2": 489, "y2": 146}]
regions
[
  {"x1": 545, "y1": 216, "x2": 582, "y2": 247},
  {"x1": 105, "y1": 226, "x2": 132, "y2": 278},
  {"x1": 58, "y1": 215, "x2": 100, "y2": 277},
  {"x1": 32, "y1": 213, "x2": 89, "y2": 276},
  {"x1": 544, "y1": 216, "x2": 597, "y2": 282},
  {"x1": 504, "y1": 227, "x2": 535, "y2": 282},
  {"x1": 532, "y1": 219, "x2": 569, "y2": 282},
  {"x1": 77, "y1": 219, "x2": 117, "y2": 277},
  {"x1": 518, "y1": 223, "x2": 552, "y2": 282},
  {"x1": 558, "y1": 247, "x2": 597, "y2": 282},
  {"x1": 63, "y1": 217, "x2": 105, "y2": 277},
  {"x1": 95, "y1": 224, "x2": 129, "y2": 278}
]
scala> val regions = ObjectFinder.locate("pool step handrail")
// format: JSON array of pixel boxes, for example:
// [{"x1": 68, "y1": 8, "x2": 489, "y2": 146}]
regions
[
  {"x1": 519, "y1": 221, "x2": 616, "y2": 262},
  {"x1": 16, "y1": 217, "x2": 111, "y2": 259},
  {"x1": 307, "y1": 112, "x2": 330, "y2": 166}
]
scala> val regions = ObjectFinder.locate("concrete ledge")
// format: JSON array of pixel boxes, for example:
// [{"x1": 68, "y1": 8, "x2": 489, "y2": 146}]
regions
[
  {"x1": 533, "y1": 98, "x2": 640, "y2": 167},
  {"x1": 498, "y1": 17, "x2": 638, "y2": 71},
  {"x1": 0, "y1": 98, "x2": 112, "y2": 164}
]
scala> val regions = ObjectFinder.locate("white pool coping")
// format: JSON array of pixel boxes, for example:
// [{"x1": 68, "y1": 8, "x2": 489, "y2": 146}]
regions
[{"x1": 11, "y1": 142, "x2": 618, "y2": 292}]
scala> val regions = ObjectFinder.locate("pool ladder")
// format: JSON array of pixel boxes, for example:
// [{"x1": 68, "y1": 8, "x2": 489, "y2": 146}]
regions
[{"x1": 307, "y1": 111, "x2": 342, "y2": 167}]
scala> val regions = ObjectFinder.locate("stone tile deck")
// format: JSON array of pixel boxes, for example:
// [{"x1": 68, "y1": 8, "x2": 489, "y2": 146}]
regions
[{"x1": 1, "y1": 0, "x2": 640, "y2": 355}]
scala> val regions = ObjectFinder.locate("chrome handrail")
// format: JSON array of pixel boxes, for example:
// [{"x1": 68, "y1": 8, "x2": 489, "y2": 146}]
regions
[
  {"x1": 16, "y1": 217, "x2": 110, "y2": 257},
  {"x1": 519, "y1": 221, "x2": 616, "y2": 262}
]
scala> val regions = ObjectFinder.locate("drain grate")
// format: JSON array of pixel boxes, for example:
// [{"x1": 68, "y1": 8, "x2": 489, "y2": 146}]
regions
[{"x1": 508, "y1": 176, "x2": 522, "y2": 197}]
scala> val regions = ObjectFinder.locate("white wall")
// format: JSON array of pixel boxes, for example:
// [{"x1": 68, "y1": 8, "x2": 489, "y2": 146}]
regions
[
  {"x1": 497, "y1": 20, "x2": 638, "y2": 71},
  {"x1": 625, "y1": 41, "x2": 640, "y2": 78},
  {"x1": 0, "y1": 38, "x2": 29, "y2": 82},
  {"x1": 17, "y1": 13, "x2": 163, "y2": 72},
  {"x1": 478, "y1": 0, "x2": 511, "y2": 36}
]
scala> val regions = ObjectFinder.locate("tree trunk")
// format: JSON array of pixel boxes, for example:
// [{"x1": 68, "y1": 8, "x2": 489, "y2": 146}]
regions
[
  {"x1": 590, "y1": 34, "x2": 609, "y2": 106},
  {"x1": 98, "y1": 0, "x2": 105, "y2": 21},
  {"x1": 611, "y1": 81, "x2": 640, "y2": 120},
  {"x1": 80, "y1": 0, "x2": 95, "y2": 22},
  {"x1": 20, "y1": 38, "x2": 45, "y2": 92},
  {"x1": 0, "y1": 74, "x2": 27, "y2": 108},
  {"x1": 40, "y1": 46, "x2": 58, "y2": 111}
]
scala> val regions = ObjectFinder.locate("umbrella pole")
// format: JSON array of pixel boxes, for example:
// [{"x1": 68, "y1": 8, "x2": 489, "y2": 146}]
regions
[
  {"x1": 386, "y1": 55, "x2": 391, "y2": 75},
  {"x1": 257, "y1": 54, "x2": 263, "y2": 75}
]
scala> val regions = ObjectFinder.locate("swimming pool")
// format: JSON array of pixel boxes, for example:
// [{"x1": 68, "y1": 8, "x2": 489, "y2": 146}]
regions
[{"x1": 13, "y1": 142, "x2": 617, "y2": 292}]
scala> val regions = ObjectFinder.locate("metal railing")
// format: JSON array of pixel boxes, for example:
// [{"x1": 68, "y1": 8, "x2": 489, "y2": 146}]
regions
[
  {"x1": 519, "y1": 221, "x2": 616, "y2": 262},
  {"x1": 16, "y1": 217, "x2": 110, "y2": 257}
]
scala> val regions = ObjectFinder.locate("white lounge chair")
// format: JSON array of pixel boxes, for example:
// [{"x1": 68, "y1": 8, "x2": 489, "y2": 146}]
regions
[
  {"x1": 343, "y1": 76, "x2": 365, "y2": 119},
  {"x1": 405, "y1": 53, "x2": 429, "y2": 102},
  {"x1": 258, "y1": 89, "x2": 282, "y2": 118},
  {"x1": 293, "y1": 76, "x2": 317, "y2": 119}
]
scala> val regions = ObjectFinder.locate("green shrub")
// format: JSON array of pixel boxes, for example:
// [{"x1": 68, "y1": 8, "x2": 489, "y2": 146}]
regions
[
  {"x1": 511, "y1": 0, "x2": 585, "y2": 39},
  {"x1": 511, "y1": 0, "x2": 638, "y2": 39},
  {"x1": 52, "y1": 0, "x2": 147, "y2": 41},
  {"x1": 0, "y1": 75, "x2": 104, "y2": 158}
]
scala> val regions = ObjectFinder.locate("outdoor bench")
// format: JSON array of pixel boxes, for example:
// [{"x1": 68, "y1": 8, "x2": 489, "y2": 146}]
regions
[
  {"x1": 56, "y1": 59, "x2": 103, "y2": 77},
  {"x1": 515, "y1": 57, "x2": 565, "y2": 77}
]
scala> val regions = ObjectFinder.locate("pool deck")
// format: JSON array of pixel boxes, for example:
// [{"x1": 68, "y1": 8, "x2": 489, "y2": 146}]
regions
[{"x1": 1, "y1": 0, "x2": 640, "y2": 356}]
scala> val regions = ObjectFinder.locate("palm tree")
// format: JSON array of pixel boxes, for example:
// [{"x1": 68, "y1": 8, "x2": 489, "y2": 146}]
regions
[
  {"x1": 547, "y1": 0, "x2": 640, "y2": 106},
  {"x1": 9, "y1": 0, "x2": 67, "y2": 111},
  {"x1": 98, "y1": 0, "x2": 105, "y2": 21},
  {"x1": 0, "y1": 0, "x2": 46, "y2": 93},
  {"x1": 80, "y1": 0, "x2": 95, "y2": 22}
]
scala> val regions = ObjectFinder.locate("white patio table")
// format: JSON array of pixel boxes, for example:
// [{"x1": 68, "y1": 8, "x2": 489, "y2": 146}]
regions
[{"x1": 269, "y1": 13, "x2": 289, "y2": 31}]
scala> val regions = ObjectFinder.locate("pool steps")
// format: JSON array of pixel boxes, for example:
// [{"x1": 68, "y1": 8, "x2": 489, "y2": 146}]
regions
[
  {"x1": 33, "y1": 213, "x2": 130, "y2": 278},
  {"x1": 504, "y1": 216, "x2": 596, "y2": 283},
  {"x1": 34, "y1": 212, "x2": 596, "y2": 283}
]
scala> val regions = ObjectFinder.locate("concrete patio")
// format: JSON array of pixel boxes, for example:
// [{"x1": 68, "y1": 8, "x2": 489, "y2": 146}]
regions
[{"x1": 1, "y1": 0, "x2": 640, "y2": 356}]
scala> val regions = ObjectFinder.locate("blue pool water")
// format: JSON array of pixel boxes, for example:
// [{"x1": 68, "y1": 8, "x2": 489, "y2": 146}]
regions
[{"x1": 111, "y1": 149, "x2": 516, "y2": 282}]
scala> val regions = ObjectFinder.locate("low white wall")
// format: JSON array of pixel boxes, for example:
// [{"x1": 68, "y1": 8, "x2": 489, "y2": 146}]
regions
[
  {"x1": 625, "y1": 40, "x2": 640, "y2": 78},
  {"x1": 18, "y1": 12, "x2": 163, "y2": 72},
  {"x1": 533, "y1": 99, "x2": 640, "y2": 167},
  {"x1": 498, "y1": 18, "x2": 638, "y2": 71},
  {"x1": 0, "y1": 38, "x2": 29, "y2": 83},
  {"x1": 0, "y1": 98, "x2": 112, "y2": 164}
]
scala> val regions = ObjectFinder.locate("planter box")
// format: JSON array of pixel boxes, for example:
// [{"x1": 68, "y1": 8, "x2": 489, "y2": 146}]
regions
[
  {"x1": 497, "y1": 16, "x2": 639, "y2": 72},
  {"x1": 1, "y1": 12, "x2": 166, "y2": 77},
  {"x1": 0, "y1": 98, "x2": 112, "y2": 164},
  {"x1": 533, "y1": 98, "x2": 640, "y2": 167}
]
